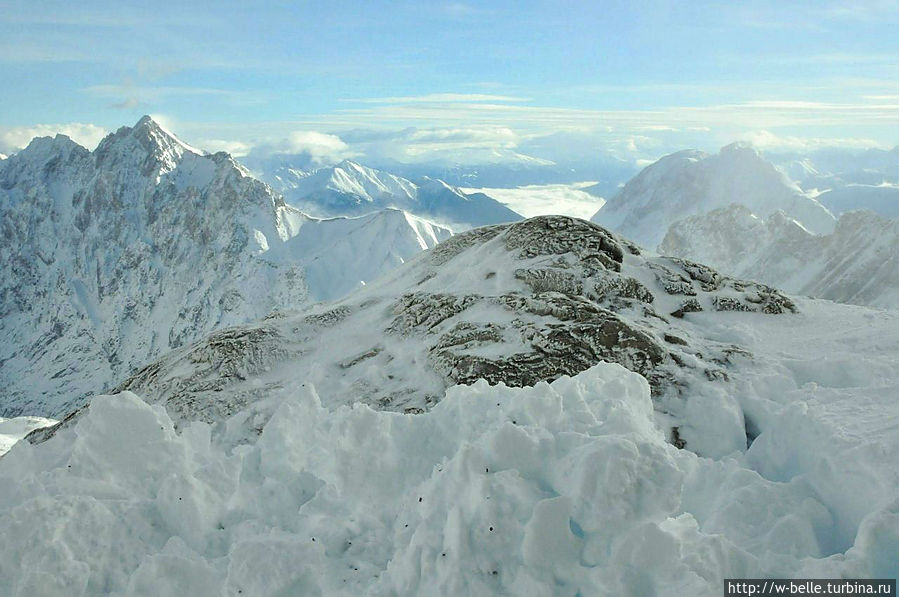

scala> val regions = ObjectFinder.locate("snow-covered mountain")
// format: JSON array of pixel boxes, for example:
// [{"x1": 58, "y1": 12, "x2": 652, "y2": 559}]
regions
[
  {"x1": 7, "y1": 215, "x2": 899, "y2": 594},
  {"x1": 31, "y1": 215, "x2": 801, "y2": 454},
  {"x1": 660, "y1": 205, "x2": 899, "y2": 309},
  {"x1": 771, "y1": 147, "x2": 899, "y2": 220},
  {"x1": 777, "y1": 146, "x2": 899, "y2": 187},
  {"x1": 591, "y1": 143, "x2": 836, "y2": 249},
  {"x1": 262, "y1": 159, "x2": 523, "y2": 228},
  {"x1": 813, "y1": 184, "x2": 899, "y2": 219},
  {"x1": 0, "y1": 415, "x2": 56, "y2": 456},
  {"x1": 0, "y1": 116, "x2": 451, "y2": 417}
]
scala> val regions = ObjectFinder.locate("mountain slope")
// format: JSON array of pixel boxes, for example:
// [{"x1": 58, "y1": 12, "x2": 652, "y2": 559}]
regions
[
  {"x1": 40, "y1": 216, "x2": 797, "y2": 458},
  {"x1": 0, "y1": 117, "x2": 450, "y2": 417},
  {"x1": 591, "y1": 143, "x2": 836, "y2": 249},
  {"x1": 814, "y1": 184, "x2": 899, "y2": 219},
  {"x1": 264, "y1": 159, "x2": 523, "y2": 228},
  {"x1": 660, "y1": 205, "x2": 899, "y2": 308},
  {"x1": 10, "y1": 215, "x2": 899, "y2": 595}
]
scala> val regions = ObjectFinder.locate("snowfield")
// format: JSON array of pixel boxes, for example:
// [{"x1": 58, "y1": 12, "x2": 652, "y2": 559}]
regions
[
  {"x1": 1, "y1": 216, "x2": 898, "y2": 596},
  {"x1": 2, "y1": 310, "x2": 898, "y2": 596}
]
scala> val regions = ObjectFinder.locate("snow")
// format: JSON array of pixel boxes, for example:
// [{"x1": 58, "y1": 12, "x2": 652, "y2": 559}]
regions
[
  {"x1": 0, "y1": 116, "x2": 454, "y2": 417},
  {"x1": 660, "y1": 205, "x2": 899, "y2": 309},
  {"x1": 259, "y1": 159, "x2": 523, "y2": 229},
  {"x1": 0, "y1": 416, "x2": 56, "y2": 456},
  {"x1": 3, "y1": 117, "x2": 899, "y2": 594},
  {"x1": 4, "y1": 298, "x2": 899, "y2": 596},
  {"x1": 2, "y1": 215, "x2": 897, "y2": 594},
  {"x1": 460, "y1": 181, "x2": 605, "y2": 219},
  {"x1": 592, "y1": 143, "x2": 835, "y2": 249},
  {"x1": 265, "y1": 208, "x2": 451, "y2": 301}
]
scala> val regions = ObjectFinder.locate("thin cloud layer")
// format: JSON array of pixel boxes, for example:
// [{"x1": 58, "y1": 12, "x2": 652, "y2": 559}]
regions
[{"x1": 0, "y1": 123, "x2": 108, "y2": 154}]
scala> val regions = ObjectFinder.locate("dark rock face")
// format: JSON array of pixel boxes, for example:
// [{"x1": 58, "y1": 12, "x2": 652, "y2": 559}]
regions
[
  {"x1": 392, "y1": 291, "x2": 670, "y2": 394},
  {"x1": 502, "y1": 216, "x2": 634, "y2": 270},
  {"x1": 112, "y1": 326, "x2": 288, "y2": 425}
]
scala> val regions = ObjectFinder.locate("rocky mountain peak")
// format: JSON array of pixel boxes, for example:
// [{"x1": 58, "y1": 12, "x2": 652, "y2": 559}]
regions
[
  {"x1": 52, "y1": 214, "x2": 797, "y2": 458},
  {"x1": 93, "y1": 115, "x2": 199, "y2": 176}
]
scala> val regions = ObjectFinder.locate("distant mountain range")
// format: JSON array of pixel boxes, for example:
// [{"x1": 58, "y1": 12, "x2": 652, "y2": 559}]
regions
[
  {"x1": 591, "y1": 142, "x2": 899, "y2": 309},
  {"x1": 770, "y1": 146, "x2": 899, "y2": 220},
  {"x1": 4, "y1": 116, "x2": 898, "y2": 418},
  {"x1": 256, "y1": 159, "x2": 523, "y2": 229},
  {"x1": 591, "y1": 143, "x2": 836, "y2": 249},
  {"x1": 661, "y1": 205, "x2": 899, "y2": 309}
]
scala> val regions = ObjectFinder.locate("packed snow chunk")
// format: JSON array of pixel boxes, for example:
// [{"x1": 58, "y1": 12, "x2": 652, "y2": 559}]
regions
[
  {"x1": 0, "y1": 360, "x2": 892, "y2": 596},
  {"x1": 846, "y1": 497, "x2": 899, "y2": 579},
  {"x1": 521, "y1": 496, "x2": 581, "y2": 572},
  {"x1": 0, "y1": 415, "x2": 57, "y2": 456}
]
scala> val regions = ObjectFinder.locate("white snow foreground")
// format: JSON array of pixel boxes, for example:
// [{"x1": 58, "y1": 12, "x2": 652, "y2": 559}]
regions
[{"x1": 2, "y1": 358, "x2": 898, "y2": 596}]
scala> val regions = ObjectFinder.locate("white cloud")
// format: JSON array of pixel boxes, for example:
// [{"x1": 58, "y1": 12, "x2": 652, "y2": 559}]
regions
[
  {"x1": 285, "y1": 131, "x2": 352, "y2": 158},
  {"x1": 198, "y1": 139, "x2": 253, "y2": 157},
  {"x1": 741, "y1": 130, "x2": 887, "y2": 152},
  {"x1": 346, "y1": 126, "x2": 537, "y2": 166},
  {"x1": 240, "y1": 131, "x2": 358, "y2": 168},
  {"x1": 0, "y1": 123, "x2": 108, "y2": 153},
  {"x1": 347, "y1": 93, "x2": 531, "y2": 104}
]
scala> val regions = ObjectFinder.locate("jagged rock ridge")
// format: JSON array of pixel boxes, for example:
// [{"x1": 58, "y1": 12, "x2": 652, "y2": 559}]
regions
[{"x1": 0, "y1": 117, "x2": 451, "y2": 417}]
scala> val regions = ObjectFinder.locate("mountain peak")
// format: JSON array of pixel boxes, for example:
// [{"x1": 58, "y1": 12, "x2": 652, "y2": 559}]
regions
[
  {"x1": 720, "y1": 141, "x2": 761, "y2": 159},
  {"x1": 134, "y1": 114, "x2": 157, "y2": 128},
  {"x1": 333, "y1": 159, "x2": 368, "y2": 172},
  {"x1": 94, "y1": 115, "x2": 202, "y2": 174},
  {"x1": 14, "y1": 134, "x2": 87, "y2": 165},
  {"x1": 130, "y1": 115, "x2": 200, "y2": 154}
]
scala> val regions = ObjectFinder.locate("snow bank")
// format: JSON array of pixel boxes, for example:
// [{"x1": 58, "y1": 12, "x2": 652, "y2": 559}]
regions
[{"x1": 0, "y1": 362, "x2": 896, "y2": 596}]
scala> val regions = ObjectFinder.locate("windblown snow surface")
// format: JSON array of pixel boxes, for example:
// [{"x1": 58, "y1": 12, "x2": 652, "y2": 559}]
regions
[{"x1": 1, "y1": 216, "x2": 898, "y2": 596}]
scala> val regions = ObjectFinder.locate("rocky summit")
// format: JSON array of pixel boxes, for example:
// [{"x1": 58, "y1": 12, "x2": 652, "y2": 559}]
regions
[{"x1": 34, "y1": 215, "x2": 796, "y2": 455}]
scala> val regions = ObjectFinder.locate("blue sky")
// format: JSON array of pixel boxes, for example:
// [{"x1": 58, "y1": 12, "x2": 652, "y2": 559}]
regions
[{"x1": 1, "y1": 0, "x2": 898, "y2": 162}]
